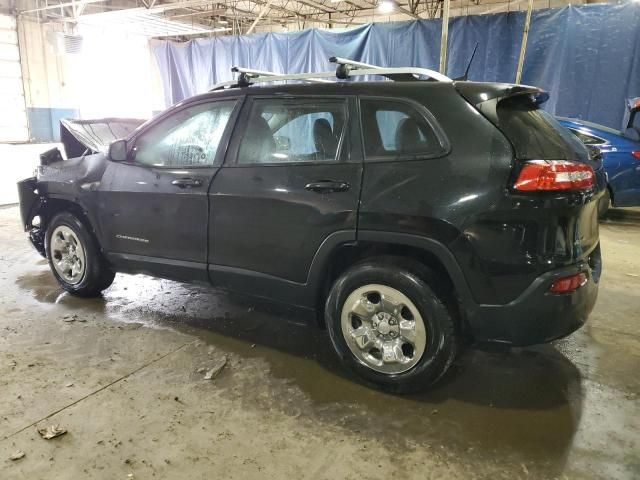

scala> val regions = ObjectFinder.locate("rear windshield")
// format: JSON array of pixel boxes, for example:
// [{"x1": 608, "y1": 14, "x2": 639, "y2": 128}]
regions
[{"x1": 496, "y1": 97, "x2": 587, "y2": 160}]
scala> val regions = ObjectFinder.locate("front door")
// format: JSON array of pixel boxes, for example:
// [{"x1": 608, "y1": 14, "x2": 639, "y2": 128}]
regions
[
  {"x1": 99, "y1": 98, "x2": 240, "y2": 282},
  {"x1": 208, "y1": 95, "x2": 362, "y2": 304}
]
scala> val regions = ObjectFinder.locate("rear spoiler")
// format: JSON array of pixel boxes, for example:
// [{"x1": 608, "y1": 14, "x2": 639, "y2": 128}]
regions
[{"x1": 453, "y1": 82, "x2": 549, "y2": 124}]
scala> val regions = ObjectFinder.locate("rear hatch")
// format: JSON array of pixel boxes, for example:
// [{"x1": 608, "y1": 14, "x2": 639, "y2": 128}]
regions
[
  {"x1": 454, "y1": 82, "x2": 603, "y2": 173},
  {"x1": 455, "y1": 81, "x2": 604, "y2": 268}
]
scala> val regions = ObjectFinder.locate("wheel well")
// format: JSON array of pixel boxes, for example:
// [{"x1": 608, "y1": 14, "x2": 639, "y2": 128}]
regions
[
  {"x1": 316, "y1": 241, "x2": 463, "y2": 330},
  {"x1": 38, "y1": 199, "x2": 102, "y2": 253}
]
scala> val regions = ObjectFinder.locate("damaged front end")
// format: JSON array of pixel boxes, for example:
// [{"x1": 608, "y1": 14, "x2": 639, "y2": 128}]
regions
[
  {"x1": 17, "y1": 177, "x2": 47, "y2": 257},
  {"x1": 17, "y1": 116, "x2": 146, "y2": 258}
]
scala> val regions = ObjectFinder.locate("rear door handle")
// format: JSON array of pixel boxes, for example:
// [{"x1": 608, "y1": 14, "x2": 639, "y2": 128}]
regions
[
  {"x1": 304, "y1": 180, "x2": 350, "y2": 193},
  {"x1": 171, "y1": 177, "x2": 203, "y2": 188}
]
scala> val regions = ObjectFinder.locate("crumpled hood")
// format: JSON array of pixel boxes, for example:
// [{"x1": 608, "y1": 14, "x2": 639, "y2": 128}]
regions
[{"x1": 60, "y1": 118, "x2": 146, "y2": 158}]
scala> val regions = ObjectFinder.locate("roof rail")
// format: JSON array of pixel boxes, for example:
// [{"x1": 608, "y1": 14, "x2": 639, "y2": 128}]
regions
[{"x1": 210, "y1": 57, "x2": 452, "y2": 91}]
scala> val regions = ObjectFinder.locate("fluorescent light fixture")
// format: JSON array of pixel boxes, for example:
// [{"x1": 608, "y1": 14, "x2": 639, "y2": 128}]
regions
[
  {"x1": 378, "y1": 0, "x2": 395, "y2": 13},
  {"x1": 329, "y1": 0, "x2": 341, "y2": 3},
  {"x1": 217, "y1": 19, "x2": 229, "y2": 24}
]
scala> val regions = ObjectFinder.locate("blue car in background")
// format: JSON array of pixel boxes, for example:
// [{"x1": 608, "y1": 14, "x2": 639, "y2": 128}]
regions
[{"x1": 558, "y1": 97, "x2": 640, "y2": 217}]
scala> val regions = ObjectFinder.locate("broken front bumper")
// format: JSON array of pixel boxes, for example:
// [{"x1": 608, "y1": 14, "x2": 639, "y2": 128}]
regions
[{"x1": 17, "y1": 177, "x2": 46, "y2": 257}]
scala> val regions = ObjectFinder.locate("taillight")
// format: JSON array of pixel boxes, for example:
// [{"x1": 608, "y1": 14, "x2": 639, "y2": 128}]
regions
[
  {"x1": 632, "y1": 151, "x2": 640, "y2": 160},
  {"x1": 514, "y1": 160, "x2": 595, "y2": 191},
  {"x1": 549, "y1": 272, "x2": 587, "y2": 294}
]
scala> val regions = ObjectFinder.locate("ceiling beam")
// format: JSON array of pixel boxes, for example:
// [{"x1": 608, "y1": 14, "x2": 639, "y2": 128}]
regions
[
  {"x1": 63, "y1": 0, "x2": 223, "y2": 20},
  {"x1": 153, "y1": 27, "x2": 232, "y2": 37},
  {"x1": 247, "y1": 0, "x2": 308, "y2": 20},
  {"x1": 19, "y1": 0, "x2": 109, "y2": 15},
  {"x1": 292, "y1": 0, "x2": 337, "y2": 14},
  {"x1": 170, "y1": 8, "x2": 229, "y2": 19}
]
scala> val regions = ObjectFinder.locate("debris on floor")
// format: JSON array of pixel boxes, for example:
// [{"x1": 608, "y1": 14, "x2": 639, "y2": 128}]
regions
[
  {"x1": 118, "y1": 323, "x2": 143, "y2": 331},
  {"x1": 9, "y1": 450, "x2": 25, "y2": 461},
  {"x1": 62, "y1": 314, "x2": 78, "y2": 323},
  {"x1": 203, "y1": 356, "x2": 227, "y2": 380},
  {"x1": 37, "y1": 424, "x2": 67, "y2": 440}
]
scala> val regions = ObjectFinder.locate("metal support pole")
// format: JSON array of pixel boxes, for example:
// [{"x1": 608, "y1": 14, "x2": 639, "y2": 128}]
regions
[
  {"x1": 246, "y1": 0, "x2": 273, "y2": 35},
  {"x1": 515, "y1": 0, "x2": 534, "y2": 84},
  {"x1": 439, "y1": 0, "x2": 450, "y2": 75}
]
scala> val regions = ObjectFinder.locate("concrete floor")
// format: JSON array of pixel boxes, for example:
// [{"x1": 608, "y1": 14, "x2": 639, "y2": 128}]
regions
[{"x1": 0, "y1": 205, "x2": 638, "y2": 480}]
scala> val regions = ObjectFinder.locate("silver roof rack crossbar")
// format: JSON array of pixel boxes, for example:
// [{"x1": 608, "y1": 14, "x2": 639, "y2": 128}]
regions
[
  {"x1": 329, "y1": 56, "x2": 451, "y2": 83},
  {"x1": 210, "y1": 57, "x2": 452, "y2": 90},
  {"x1": 231, "y1": 67, "x2": 333, "y2": 85},
  {"x1": 211, "y1": 70, "x2": 337, "y2": 90}
]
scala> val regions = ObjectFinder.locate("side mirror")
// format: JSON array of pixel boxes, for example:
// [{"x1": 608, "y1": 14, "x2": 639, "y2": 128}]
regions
[{"x1": 108, "y1": 139, "x2": 128, "y2": 162}]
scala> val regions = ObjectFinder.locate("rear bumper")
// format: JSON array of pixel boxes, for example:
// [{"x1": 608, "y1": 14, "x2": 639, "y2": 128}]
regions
[{"x1": 466, "y1": 244, "x2": 601, "y2": 346}]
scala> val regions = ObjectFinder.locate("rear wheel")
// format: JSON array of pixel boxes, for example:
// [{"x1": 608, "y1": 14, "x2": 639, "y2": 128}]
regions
[
  {"x1": 45, "y1": 212, "x2": 115, "y2": 296},
  {"x1": 325, "y1": 258, "x2": 459, "y2": 393}
]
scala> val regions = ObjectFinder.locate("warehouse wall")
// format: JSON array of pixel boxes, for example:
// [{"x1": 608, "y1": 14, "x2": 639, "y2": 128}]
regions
[
  {"x1": 17, "y1": 18, "x2": 164, "y2": 141},
  {"x1": 0, "y1": 13, "x2": 28, "y2": 142},
  {"x1": 18, "y1": 19, "x2": 78, "y2": 142}
]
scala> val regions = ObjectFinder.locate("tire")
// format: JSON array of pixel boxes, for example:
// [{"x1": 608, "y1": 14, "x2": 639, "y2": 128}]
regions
[
  {"x1": 325, "y1": 257, "x2": 459, "y2": 393},
  {"x1": 598, "y1": 188, "x2": 611, "y2": 219},
  {"x1": 45, "y1": 211, "x2": 115, "y2": 297}
]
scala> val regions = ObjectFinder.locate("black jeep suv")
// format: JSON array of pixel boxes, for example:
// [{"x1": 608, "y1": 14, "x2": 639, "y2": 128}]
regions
[{"x1": 18, "y1": 75, "x2": 605, "y2": 392}]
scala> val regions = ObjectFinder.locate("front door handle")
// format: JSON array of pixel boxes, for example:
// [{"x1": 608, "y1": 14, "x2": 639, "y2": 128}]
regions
[
  {"x1": 172, "y1": 177, "x2": 203, "y2": 188},
  {"x1": 304, "y1": 180, "x2": 350, "y2": 193}
]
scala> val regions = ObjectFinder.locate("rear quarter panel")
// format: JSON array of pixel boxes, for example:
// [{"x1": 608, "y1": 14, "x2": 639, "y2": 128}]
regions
[{"x1": 359, "y1": 85, "x2": 601, "y2": 306}]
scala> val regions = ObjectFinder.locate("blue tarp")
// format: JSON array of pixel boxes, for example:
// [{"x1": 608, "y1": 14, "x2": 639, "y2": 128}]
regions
[{"x1": 153, "y1": 2, "x2": 640, "y2": 130}]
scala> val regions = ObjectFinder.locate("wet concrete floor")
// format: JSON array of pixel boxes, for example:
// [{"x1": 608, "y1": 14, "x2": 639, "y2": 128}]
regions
[{"x1": 0, "y1": 205, "x2": 638, "y2": 479}]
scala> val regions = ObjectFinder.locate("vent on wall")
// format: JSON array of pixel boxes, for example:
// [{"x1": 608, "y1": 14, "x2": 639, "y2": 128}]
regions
[
  {"x1": 62, "y1": 34, "x2": 83, "y2": 54},
  {"x1": 46, "y1": 31, "x2": 83, "y2": 54}
]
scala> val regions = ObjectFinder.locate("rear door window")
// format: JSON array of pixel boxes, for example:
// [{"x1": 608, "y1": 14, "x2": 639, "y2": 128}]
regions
[{"x1": 360, "y1": 98, "x2": 445, "y2": 160}]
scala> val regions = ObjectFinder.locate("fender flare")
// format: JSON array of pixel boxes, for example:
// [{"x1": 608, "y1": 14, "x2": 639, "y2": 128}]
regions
[{"x1": 305, "y1": 230, "x2": 476, "y2": 310}]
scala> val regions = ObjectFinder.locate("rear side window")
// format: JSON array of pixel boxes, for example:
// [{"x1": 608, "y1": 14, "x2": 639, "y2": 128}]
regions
[
  {"x1": 496, "y1": 97, "x2": 588, "y2": 160},
  {"x1": 360, "y1": 99, "x2": 444, "y2": 159}
]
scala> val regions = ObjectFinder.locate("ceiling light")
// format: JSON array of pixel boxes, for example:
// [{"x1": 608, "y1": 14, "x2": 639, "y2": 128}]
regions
[
  {"x1": 217, "y1": 18, "x2": 228, "y2": 24},
  {"x1": 378, "y1": 0, "x2": 395, "y2": 13},
  {"x1": 329, "y1": 0, "x2": 341, "y2": 3}
]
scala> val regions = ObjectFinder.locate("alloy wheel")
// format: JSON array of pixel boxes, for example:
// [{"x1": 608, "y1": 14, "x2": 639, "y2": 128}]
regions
[
  {"x1": 340, "y1": 284, "x2": 427, "y2": 374},
  {"x1": 50, "y1": 225, "x2": 86, "y2": 285}
]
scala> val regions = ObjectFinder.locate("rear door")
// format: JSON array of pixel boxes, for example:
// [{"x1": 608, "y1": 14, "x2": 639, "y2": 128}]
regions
[
  {"x1": 99, "y1": 98, "x2": 241, "y2": 282},
  {"x1": 208, "y1": 95, "x2": 362, "y2": 304}
]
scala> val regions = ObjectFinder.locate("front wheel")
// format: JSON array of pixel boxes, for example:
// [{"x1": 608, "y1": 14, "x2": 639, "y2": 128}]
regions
[
  {"x1": 45, "y1": 212, "x2": 115, "y2": 297},
  {"x1": 325, "y1": 258, "x2": 459, "y2": 393}
]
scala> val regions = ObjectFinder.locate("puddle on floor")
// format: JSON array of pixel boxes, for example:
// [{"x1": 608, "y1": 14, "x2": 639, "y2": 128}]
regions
[{"x1": 14, "y1": 266, "x2": 589, "y2": 468}]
